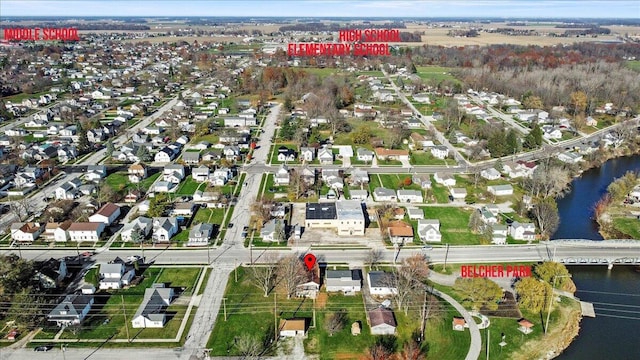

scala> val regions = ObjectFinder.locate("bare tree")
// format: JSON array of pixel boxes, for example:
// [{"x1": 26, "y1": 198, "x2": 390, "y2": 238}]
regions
[
  {"x1": 234, "y1": 333, "x2": 262, "y2": 359},
  {"x1": 8, "y1": 196, "x2": 35, "y2": 222},
  {"x1": 532, "y1": 197, "x2": 560, "y2": 239},
  {"x1": 324, "y1": 310, "x2": 347, "y2": 336},
  {"x1": 250, "y1": 197, "x2": 274, "y2": 231},
  {"x1": 397, "y1": 339, "x2": 426, "y2": 360},
  {"x1": 365, "y1": 248, "x2": 384, "y2": 270},
  {"x1": 276, "y1": 254, "x2": 307, "y2": 299},
  {"x1": 384, "y1": 254, "x2": 430, "y2": 314},
  {"x1": 249, "y1": 253, "x2": 280, "y2": 297},
  {"x1": 366, "y1": 344, "x2": 393, "y2": 360}
]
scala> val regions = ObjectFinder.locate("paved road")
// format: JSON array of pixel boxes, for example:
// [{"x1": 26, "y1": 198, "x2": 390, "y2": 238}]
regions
[{"x1": 430, "y1": 287, "x2": 481, "y2": 360}]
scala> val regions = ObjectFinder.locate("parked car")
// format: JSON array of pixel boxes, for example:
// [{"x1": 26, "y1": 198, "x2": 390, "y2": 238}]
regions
[{"x1": 34, "y1": 345, "x2": 53, "y2": 352}]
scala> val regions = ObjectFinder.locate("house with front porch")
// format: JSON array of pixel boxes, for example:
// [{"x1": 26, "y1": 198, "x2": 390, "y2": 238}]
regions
[{"x1": 417, "y1": 219, "x2": 441, "y2": 242}]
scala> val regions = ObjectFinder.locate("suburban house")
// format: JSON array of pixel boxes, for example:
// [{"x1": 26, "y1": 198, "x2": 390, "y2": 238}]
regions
[
  {"x1": 325, "y1": 269, "x2": 362, "y2": 295},
  {"x1": 131, "y1": 284, "x2": 175, "y2": 328},
  {"x1": 33, "y1": 258, "x2": 67, "y2": 289},
  {"x1": 397, "y1": 189, "x2": 423, "y2": 203},
  {"x1": 368, "y1": 271, "x2": 397, "y2": 296},
  {"x1": 55, "y1": 178, "x2": 82, "y2": 200},
  {"x1": 480, "y1": 168, "x2": 501, "y2": 181},
  {"x1": 279, "y1": 319, "x2": 307, "y2": 337},
  {"x1": 192, "y1": 166, "x2": 211, "y2": 183},
  {"x1": 368, "y1": 307, "x2": 397, "y2": 335},
  {"x1": 211, "y1": 167, "x2": 232, "y2": 186},
  {"x1": 85, "y1": 165, "x2": 107, "y2": 182},
  {"x1": 47, "y1": 294, "x2": 94, "y2": 327},
  {"x1": 374, "y1": 148, "x2": 409, "y2": 161},
  {"x1": 43, "y1": 221, "x2": 72, "y2": 242},
  {"x1": 434, "y1": 173, "x2": 456, "y2": 187},
  {"x1": 274, "y1": 164, "x2": 290, "y2": 186},
  {"x1": 260, "y1": 219, "x2": 285, "y2": 242},
  {"x1": 88, "y1": 203, "x2": 121, "y2": 225},
  {"x1": 487, "y1": 184, "x2": 514, "y2": 196},
  {"x1": 152, "y1": 217, "x2": 179, "y2": 243},
  {"x1": 67, "y1": 222, "x2": 105, "y2": 242},
  {"x1": 373, "y1": 187, "x2": 397, "y2": 202},
  {"x1": 417, "y1": 219, "x2": 442, "y2": 242},
  {"x1": 299, "y1": 147, "x2": 315, "y2": 162},
  {"x1": 350, "y1": 190, "x2": 369, "y2": 201},
  {"x1": 557, "y1": 151, "x2": 584, "y2": 164},
  {"x1": 277, "y1": 147, "x2": 297, "y2": 162},
  {"x1": 163, "y1": 164, "x2": 185, "y2": 184},
  {"x1": 509, "y1": 221, "x2": 536, "y2": 241},
  {"x1": 304, "y1": 201, "x2": 366, "y2": 236},
  {"x1": 120, "y1": 217, "x2": 153, "y2": 242},
  {"x1": 407, "y1": 208, "x2": 424, "y2": 220},
  {"x1": 182, "y1": 151, "x2": 201, "y2": 165},
  {"x1": 317, "y1": 147, "x2": 334, "y2": 165},
  {"x1": 349, "y1": 168, "x2": 369, "y2": 187},
  {"x1": 128, "y1": 163, "x2": 147, "y2": 183},
  {"x1": 492, "y1": 225, "x2": 508, "y2": 245},
  {"x1": 387, "y1": 221, "x2": 414, "y2": 245},
  {"x1": 480, "y1": 207, "x2": 499, "y2": 224},
  {"x1": 295, "y1": 271, "x2": 320, "y2": 299},
  {"x1": 430, "y1": 145, "x2": 449, "y2": 160},
  {"x1": 188, "y1": 223, "x2": 214, "y2": 246},
  {"x1": 298, "y1": 165, "x2": 316, "y2": 185},
  {"x1": 356, "y1": 147, "x2": 375, "y2": 162},
  {"x1": 11, "y1": 222, "x2": 44, "y2": 242},
  {"x1": 450, "y1": 188, "x2": 467, "y2": 200},
  {"x1": 412, "y1": 174, "x2": 432, "y2": 189},
  {"x1": 98, "y1": 262, "x2": 135, "y2": 290}
]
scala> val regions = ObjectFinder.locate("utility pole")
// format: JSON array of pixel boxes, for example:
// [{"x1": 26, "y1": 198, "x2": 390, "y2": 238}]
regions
[
  {"x1": 234, "y1": 259, "x2": 238, "y2": 282},
  {"x1": 121, "y1": 295, "x2": 130, "y2": 342},
  {"x1": 420, "y1": 289, "x2": 427, "y2": 343},
  {"x1": 223, "y1": 298, "x2": 227, "y2": 321},
  {"x1": 250, "y1": 244, "x2": 253, "y2": 265},
  {"x1": 273, "y1": 293, "x2": 278, "y2": 342},
  {"x1": 443, "y1": 243, "x2": 450, "y2": 271},
  {"x1": 312, "y1": 297, "x2": 316, "y2": 328},
  {"x1": 486, "y1": 329, "x2": 490, "y2": 360}
]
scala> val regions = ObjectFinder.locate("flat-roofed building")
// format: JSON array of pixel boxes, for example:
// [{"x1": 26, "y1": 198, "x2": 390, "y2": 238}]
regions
[{"x1": 304, "y1": 200, "x2": 366, "y2": 236}]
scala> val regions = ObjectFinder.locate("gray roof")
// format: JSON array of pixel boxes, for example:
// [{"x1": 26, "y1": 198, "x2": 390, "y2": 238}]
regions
[
  {"x1": 368, "y1": 271, "x2": 393, "y2": 288},
  {"x1": 133, "y1": 285, "x2": 173, "y2": 321},
  {"x1": 374, "y1": 187, "x2": 396, "y2": 197},
  {"x1": 99, "y1": 263, "x2": 124, "y2": 275},
  {"x1": 48, "y1": 294, "x2": 93, "y2": 319},
  {"x1": 182, "y1": 151, "x2": 201, "y2": 160},
  {"x1": 189, "y1": 223, "x2": 213, "y2": 239},
  {"x1": 326, "y1": 269, "x2": 362, "y2": 281}
]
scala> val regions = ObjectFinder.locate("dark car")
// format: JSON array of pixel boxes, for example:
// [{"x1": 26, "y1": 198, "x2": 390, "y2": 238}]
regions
[
  {"x1": 243, "y1": 226, "x2": 249, "y2": 232},
  {"x1": 228, "y1": 223, "x2": 234, "y2": 228},
  {"x1": 34, "y1": 345, "x2": 54, "y2": 352}
]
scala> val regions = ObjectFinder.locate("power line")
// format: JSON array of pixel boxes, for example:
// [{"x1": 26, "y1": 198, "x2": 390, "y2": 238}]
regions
[{"x1": 576, "y1": 289, "x2": 640, "y2": 297}]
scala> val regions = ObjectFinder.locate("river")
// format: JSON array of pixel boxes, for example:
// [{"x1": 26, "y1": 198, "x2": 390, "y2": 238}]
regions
[{"x1": 552, "y1": 155, "x2": 640, "y2": 359}]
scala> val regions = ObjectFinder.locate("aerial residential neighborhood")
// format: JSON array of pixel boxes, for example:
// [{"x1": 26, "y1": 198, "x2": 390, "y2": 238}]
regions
[{"x1": 0, "y1": 1, "x2": 639, "y2": 360}]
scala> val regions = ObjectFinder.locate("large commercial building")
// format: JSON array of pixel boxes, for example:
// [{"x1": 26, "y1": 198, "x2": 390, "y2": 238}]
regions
[{"x1": 305, "y1": 200, "x2": 366, "y2": 236}]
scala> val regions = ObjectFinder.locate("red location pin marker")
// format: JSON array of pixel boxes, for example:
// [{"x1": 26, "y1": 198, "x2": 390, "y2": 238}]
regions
[{"x1": 303, "y1": 253, "x2": 317, "y2": 271}]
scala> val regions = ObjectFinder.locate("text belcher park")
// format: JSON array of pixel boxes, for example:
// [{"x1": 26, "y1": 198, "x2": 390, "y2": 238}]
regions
[{"x1": 287, "y1": 28, "x2": 400, "y2": 57}]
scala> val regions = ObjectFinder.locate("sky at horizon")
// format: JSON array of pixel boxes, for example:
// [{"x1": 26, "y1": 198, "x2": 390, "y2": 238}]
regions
[{"x1": 1, "y1": 0, "x2": 639, "y2": 18}]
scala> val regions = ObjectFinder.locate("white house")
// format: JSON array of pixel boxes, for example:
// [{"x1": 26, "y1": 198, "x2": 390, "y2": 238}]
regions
[
  {"x1": 11, "y1": 222, "x2": 44, "y2": 242},
  {"x1": 434, "y1": 173, "x2": 456, "y2": 187},
  {"x1": 88, "y1": 203, "x2": 121, "y2": 225},
  {"x1": 163, "y1": 164, "x2": 185, "y2": 184},
  {"x1": 480, "y1": 168, "x2": 501, "y2": 181},
  {"x1": 492, "y1": 225, "x2": 508, "y2": 245},
  {"x1": 509, "y1": 221, "x2": 536, "y2": 241},
  {"x1": 557, "y1": 151, "x2": 583, "y2": 164},
  {"x1": 368, "y1": 271, "x2": 397, "y2": 296},
  {"x1": 120, "y1": 217, "x2": 153, "y2": 242},
  {"x1": 67, "y1": 222, "x2": 105, "y2": 242},
  {"x1": 430, "y1": 145, "x2": 449, "y2": 160},
  {"x1": 98, "y1": 262, "x2": 135, "y2": 290},
  {"x1": 450, "y1": 188, "x2": 467, "y2": 200},
  {"x1": 279, "y1": 319, "x2": 306, "y2": 337},
  {"x1": 487, "y1": 184, "x2": 514, "y2": 196},
  {"x1": 131, "y1": 284, "x2": 174, "y2": 328},
  {"x1": 356, "y1": 147, "x2": 375, "y2": 162},
  {"x1": 417, "y1": 219, "x2": 442, "y2": 242},
  {"x1": 299, "y1": 147, "x2": 315, "y2": 162},
  {"x1": 128, "y1": 163, "x2": 147, "y2": 183},
  {"x1": 373, "y1": 187, "x2": 397, "y2": 202},
  {"x1": 188, "y1": 223, "x2": 213, "y2": 246},
  {"x1": 152, "y1": 217, "x2": 179, "y2": 243},
  {"x1": 397, "y1": 189, "x2": 423, "y2": 203},
  {"x1": 325, "y1": 270, "x2": 362, "y2": 295},
  {"x1": 317, "y1": 147, "x2": 334, "y2": 165},
  {"x1": 274, "y1": 164, "x2": 290, "y2": 186},
  {"x1": 192, "y1": 165, "x2": 211, "y2": 183}
]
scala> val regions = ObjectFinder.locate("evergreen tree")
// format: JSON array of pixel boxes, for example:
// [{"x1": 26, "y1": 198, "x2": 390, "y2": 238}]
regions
[
  {"x1": 76, "y1": 121, "x2": 89, "y2": 153},
  {"x1": 408, "y1": 62, "x2": 417, "y2": 74},
  {"x1": 136, "y1": 144, "x2": 151, "y2": 162},
  {"x1": 105, "y1": 138, "x2": 115, "y2": 156},
  {"x1": 505, "y1": 129, "x2": 520, "y2": 155}
]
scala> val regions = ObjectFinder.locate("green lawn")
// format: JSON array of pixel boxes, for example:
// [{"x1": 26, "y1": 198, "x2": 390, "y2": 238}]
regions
[
  {"x1": 611, "y1": 217, "x2": 640, "y2": 239},
  {"x1": 430, "y1": 177, "x2": 451, "y2": 204},
  {"x1": 416, "y1": 66, "x2": 461, "y2": 84},
  {"x1": 269, "y1": 143, "x2": 299, "y2": 165},
  {"x1": 411, "y1": 151, "x2": 448, "y2": 166},
  {"x1": 53, "y1": 267, "x2": 198, "y2": 340},
  {"x1": 626, "y1": 60, "x2": 640, "y2": 72},
  {"x1": 299, "y1": 67, "x2": 343, "y2": 78},
  {"x1": 420, "y1": 207, "x2": 481, "y2": 245},
  {"x1": 176, "y1": 176, "x2": 205, "y2": 195},
  {"x1": 193, "y1": 207, "x2": 225, "y2": 226},
  {"x1": 207, "y1": 267, "x2": 314, "y2": 356},
  {"x1": 304, "y1": 294, "x2": 374, "y2": 360},
  {"x1": 105, "y1": 172, "x2": 160, "y2": 192}
]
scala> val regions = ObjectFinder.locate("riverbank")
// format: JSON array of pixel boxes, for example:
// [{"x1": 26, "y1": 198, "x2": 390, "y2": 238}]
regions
[{"x1": 514, "y1": 296, "x2": 582, "y2": 360}]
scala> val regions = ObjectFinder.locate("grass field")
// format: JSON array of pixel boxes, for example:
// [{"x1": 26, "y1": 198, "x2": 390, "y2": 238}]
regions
[
  {"x1": 416, "y1": 66, "x2": 460, "y2": 84},
  {"x1": 410, "y1": 151, "x2": 448, "y2": 165},
  {"x1": 207, "y1": 266, "x2": 314, "y2": 356},
  {"x1": 105, "y1": 172, "x2": 160, "y2": 193},
  {"x1": 420, "y1": 207, "x2": 481, "y2": 245},
  {"x1": 176, "y1": 176, "x2": 205, "y2": 195},
  {"x1": 626, "y1": 60, "x2": 640, "y2": 72},
  {"x1": 611, "y1": 217, "x2": 640, "y2": 239}
]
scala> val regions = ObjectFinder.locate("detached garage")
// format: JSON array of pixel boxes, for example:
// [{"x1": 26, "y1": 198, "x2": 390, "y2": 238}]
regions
[
  {"x1": 487, "y1": 184, "x2": 514, "y2": 196},
  {"x1": 279, "y1": 318, "x2": 307, "y2": 337}
]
